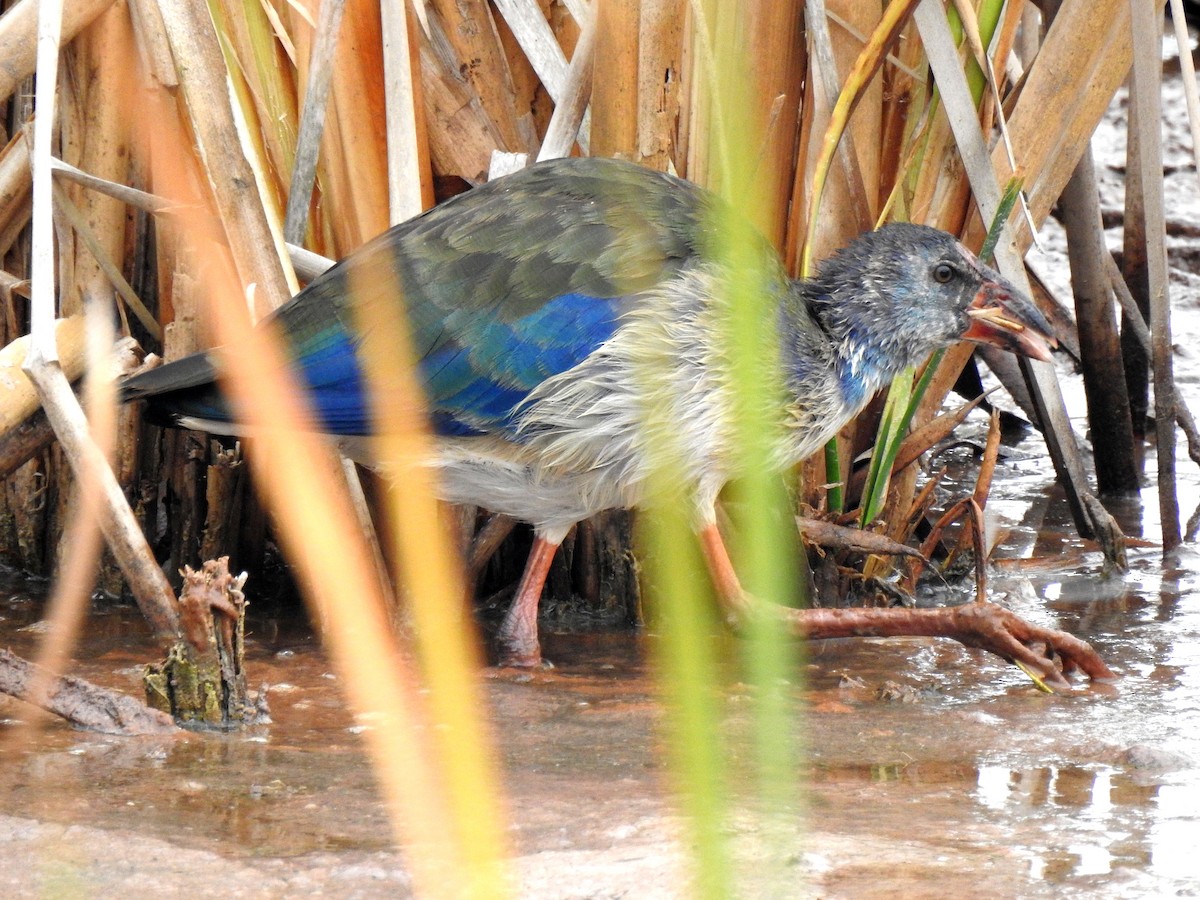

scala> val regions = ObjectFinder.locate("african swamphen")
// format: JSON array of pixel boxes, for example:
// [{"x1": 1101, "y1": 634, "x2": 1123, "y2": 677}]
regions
[{"x1": 122, "y1": 157, "x2": 1113, "y2": 687}]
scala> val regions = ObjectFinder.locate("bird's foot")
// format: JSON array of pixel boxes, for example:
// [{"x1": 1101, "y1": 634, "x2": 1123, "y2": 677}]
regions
[
  {"x1": 938, "y1": 600, "x2": 1117, "y2": 690},
  {"x1": 733, "y1": 598, "x2": 1115, "y2": 691},
  {"x1": 496, "y1": 643, "x2": 546, "y2": 669},
  {"x1": 496, "y1": 615, "x2": 543, "y2": 668},
  {"x1": 493, "y1": 535, "x2": 558, "y2": 670}
]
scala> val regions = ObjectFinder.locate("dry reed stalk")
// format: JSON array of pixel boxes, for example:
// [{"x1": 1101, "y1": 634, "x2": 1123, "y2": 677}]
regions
[
  {"x1": 738, "y1": 1, "x2": 805, "y2": 247},
  {"x1": 288, "y1": 0, "x2": 342, "y2": 247},
  {"x1": 0, "y1": 131, "x2": 31, "y2": 249},
  {"x1": 416, "y1": 4, "x2": 511, "y2": 183},
  {"x1": 678, "y1": 1, "x2": 705, "y2": 181},
  {"x1": 988, "y1": 0, "x2": 1024, "y2": 122},
  {"x1": 427, "y1": 0, "x2": 532, "y2": 155},
  {"x1": 635, "y1": 0, "x2": 685, "y2": 172},
  {"x1": 52, "y1": 180, "x2": 156, "y2": 335},
  {"x1": 970, "y1": 0, "x2": 1137, "y2": 248},
  {"x1": 876, "y1": 21, "x2": 926, "y2": 216},
  {"x1": 493, "y1": 0, "x2": 571, "y2": 104},
  {"x1": 315, "y1": 2, "x2": 391, "y2": 251},
  {"x1": 0, "y1": 317, "x2": 88, "y2": 433},
  {"x1": 1130, "y1": 0, "x2": 1181, "y2": 550},
  {"x1": 492, "y1": 0, "x2": 555, "y2": 151},
  {"x1": 0, "y1": 410, "x2": 53, "y2": 478},
  {"x1": 125, "y1": 0, "x2": 175, "y2": 85},
  {"x1": 154, "y1": 2, "x2": 291, "y2": 318},
  {"x1": 213, "y1": 0, "x2": 299, "y2": 235},
  {"x1": 591, "y1": 0, "x2": 640, "y2": 157},
  {"x1": 0, "y1": 195, "x2": 31, "y2": 259},
  {"x1": 1060, "y1": 146, "x2": 1140, "y2": 494},
  {"x1": 800, "y1": 0, "x2": 880, "y2": 252},
  {"x1": 536, "y1": 13, "x2": 597, "y2": 162},
  {"x1": 381, "y1": 0, "x2": 433, "y2": 222},
  {"x1": 0, "y1": 0, "x2": 114, "y2": 104}
]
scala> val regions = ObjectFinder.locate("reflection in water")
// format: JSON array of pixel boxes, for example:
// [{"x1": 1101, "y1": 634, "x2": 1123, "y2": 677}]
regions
[{"x1": 973, "y1": 763, "x2": 1174, "y2": 883}]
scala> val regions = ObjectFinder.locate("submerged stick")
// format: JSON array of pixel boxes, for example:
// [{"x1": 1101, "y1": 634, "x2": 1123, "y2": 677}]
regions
[{"x1": 0, "y1": 649, "x2": 178, "y2": 735}]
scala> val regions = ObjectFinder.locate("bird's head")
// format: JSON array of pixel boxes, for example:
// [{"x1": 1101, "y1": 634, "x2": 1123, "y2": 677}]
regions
[{"x1": 803, "y1": 223, "x2": 1056, "y2": 393}]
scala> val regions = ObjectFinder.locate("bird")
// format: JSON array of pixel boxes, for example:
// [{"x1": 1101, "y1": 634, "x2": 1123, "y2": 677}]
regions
[{"x1": 122, "y1": 156, "x2": 1114, "y2": 688}]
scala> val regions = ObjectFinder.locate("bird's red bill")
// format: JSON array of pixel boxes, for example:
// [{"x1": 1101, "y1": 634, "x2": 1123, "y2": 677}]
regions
[{"x1": 964, "y1": 281, "x2": 1057, "y2": 362}]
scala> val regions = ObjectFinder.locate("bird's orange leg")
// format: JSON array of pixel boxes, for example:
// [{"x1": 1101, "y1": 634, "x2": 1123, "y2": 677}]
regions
[
  {"x1": 698, "y1": 522, "x2": 752, "y2": 622},
  {"x1": 696, "y1": 523, "x2": 1116, "y2": 689},
  {"x1": 496, "y1": 536, "x2": 559, "y2": 667}
]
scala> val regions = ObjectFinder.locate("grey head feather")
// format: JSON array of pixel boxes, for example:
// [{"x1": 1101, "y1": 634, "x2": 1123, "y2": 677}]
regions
[{"x1": 790, "y1": 223, "x2": 994, "y2": 404}]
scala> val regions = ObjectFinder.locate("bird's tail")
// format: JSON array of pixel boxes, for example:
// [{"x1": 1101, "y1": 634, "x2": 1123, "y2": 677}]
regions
[{"x1": 119, "y1": 351, "x2": 235, "y2": 432}]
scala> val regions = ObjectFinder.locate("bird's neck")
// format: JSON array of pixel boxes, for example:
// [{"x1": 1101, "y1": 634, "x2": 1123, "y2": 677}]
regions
[{"x1": 783, "y1": 285, "x2": 908, "y2": 412}]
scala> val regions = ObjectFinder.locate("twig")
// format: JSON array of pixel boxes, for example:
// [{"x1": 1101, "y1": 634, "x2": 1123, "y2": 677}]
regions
[
  {"x1": 51, "y1": 180, "x2": 162, "y2": 341},
  {"x1": 796, "y1": 516, "x2": 925, "y2": 560},
  {"x1": 1106, "y1": 252, "x2": 1200, "y2": 466},
  {"x1": 50, "y1": 156, "x2": 174, "y2": 213},
  {"x1": 536, "y1": 11, "x2": 597, "y2": 162},
  {"x1": 283, "y1": 0, "x2": 346, "y2": 244}
]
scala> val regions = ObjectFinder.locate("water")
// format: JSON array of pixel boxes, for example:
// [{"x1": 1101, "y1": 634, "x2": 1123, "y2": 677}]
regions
[{"x1": 0, "y1": 444, "x2": 1198, "y2": 897}]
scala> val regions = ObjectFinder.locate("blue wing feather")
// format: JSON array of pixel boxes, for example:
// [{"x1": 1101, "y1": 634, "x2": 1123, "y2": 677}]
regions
[
  {"x1": 121, "y1": 159, "x2": 709, "y2": 435},
  {"x1": 293, "y1": 292, "x2": 624, "y2": 437}
]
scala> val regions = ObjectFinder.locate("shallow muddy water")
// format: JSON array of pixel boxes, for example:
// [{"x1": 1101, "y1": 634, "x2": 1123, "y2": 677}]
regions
[{"x1": 0, "y1": 428, "x2": 1197, "y2": 898}]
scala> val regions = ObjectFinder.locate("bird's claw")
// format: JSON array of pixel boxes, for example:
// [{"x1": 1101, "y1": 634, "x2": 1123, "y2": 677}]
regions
[{"x1": 946, "y1": 601, "x2": 1116, "y2": 690}]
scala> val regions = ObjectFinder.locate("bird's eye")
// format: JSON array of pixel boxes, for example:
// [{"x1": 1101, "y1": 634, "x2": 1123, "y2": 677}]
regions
[{"x1": 932, "y1": 263, "x2": 955, "y2": 284}]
